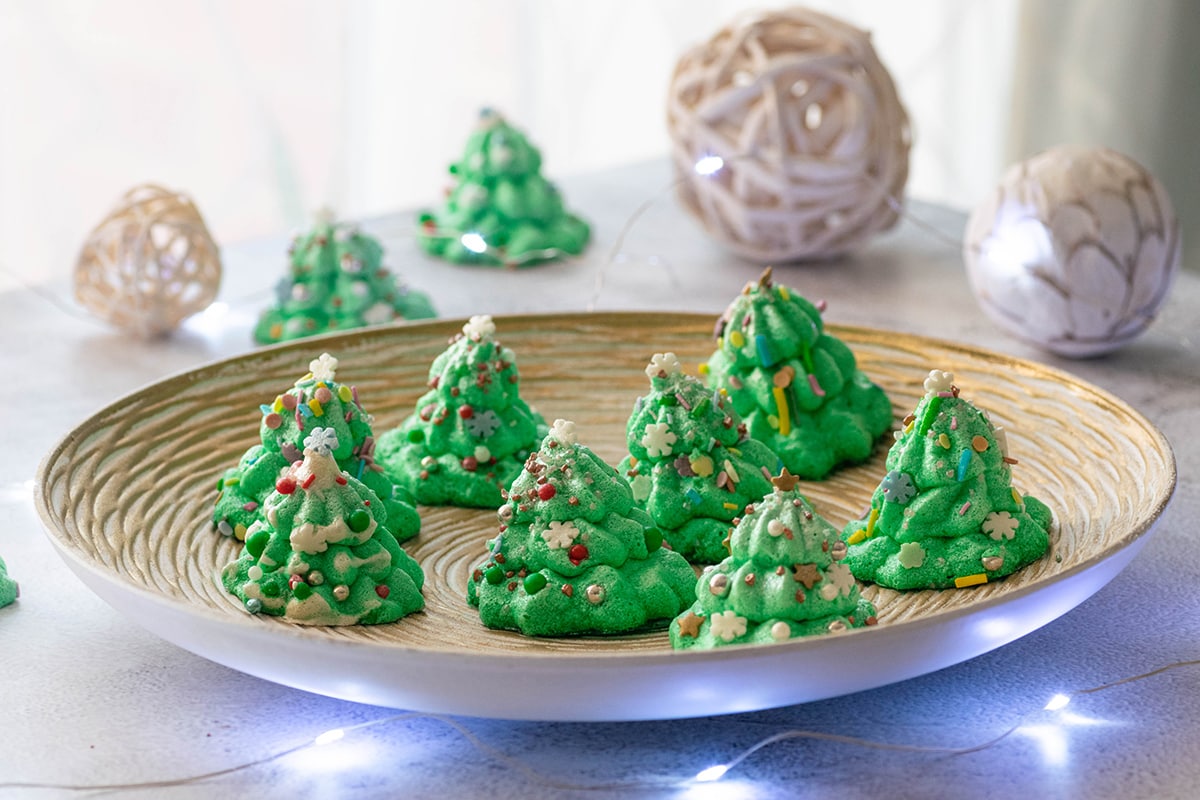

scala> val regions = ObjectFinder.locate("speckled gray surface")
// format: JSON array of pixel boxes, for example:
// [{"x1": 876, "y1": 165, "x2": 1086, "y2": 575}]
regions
[{"x1": 2, "y1": 161, "x2": 1197, "y2": 798}]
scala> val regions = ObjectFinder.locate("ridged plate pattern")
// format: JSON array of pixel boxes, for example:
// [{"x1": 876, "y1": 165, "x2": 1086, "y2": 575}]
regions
[{"x1": 35, "y1": 314, "x2": 1175, "y2": 702}]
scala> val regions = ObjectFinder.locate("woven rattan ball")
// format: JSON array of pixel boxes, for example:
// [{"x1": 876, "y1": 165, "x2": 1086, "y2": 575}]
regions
[
  {"x1": 964, "y1": 146, "x2": 1180, "y2": 357},
  {"x1": 74, "y1": 184, "x2": 222, "y2": 338},
  {"x1": 667, "y1": 7, "x2": 911, "y2": 262}
]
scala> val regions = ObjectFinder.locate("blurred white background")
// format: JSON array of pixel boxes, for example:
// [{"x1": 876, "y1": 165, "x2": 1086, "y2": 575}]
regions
[{"x1": 1, "y1": 0, "x2": 1196, "y2": 285}]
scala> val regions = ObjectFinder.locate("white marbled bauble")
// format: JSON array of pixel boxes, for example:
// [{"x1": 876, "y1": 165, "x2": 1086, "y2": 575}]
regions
[
  {"x1": 667, "y1": 7, "x2": 910, "y2": 262},
  {"x1": 964, "y1": 146, "x2": 1180, "y2": 357}
]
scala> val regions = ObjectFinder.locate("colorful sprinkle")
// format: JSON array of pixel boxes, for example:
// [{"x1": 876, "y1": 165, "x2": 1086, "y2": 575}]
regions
[
  {"x1": 957, "y1": 450, "x2": 971, "y2": 481},
  {"x1": 918, "y1": 396, "x2": 943, "y2": 435},
  {"x1": 972, "y1": 435, "x2": 989, "y2": 452},
  {"x1": 959, "y1": 501, "x2": 972, "y2": 516},
  {"x1": 755, "y1": 334, "x2": 774, "y2": 367},
  {"x1": 955, "y1": 573, "x2": 988, "y2": 588},
  {"x1": 729, "y1": 330, "x2": 745, "y2": 348},
  {"x1": 807, "y1": 372, "x2": 825, "y2": 398},
  {"x1": 772, "y1": 386, "x2": 791, "y2": 436}
]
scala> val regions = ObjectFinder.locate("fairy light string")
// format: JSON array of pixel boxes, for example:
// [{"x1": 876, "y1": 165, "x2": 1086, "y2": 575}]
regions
[{"x1": 1, "y1": 657, "x2": 1197, "y2": 793}]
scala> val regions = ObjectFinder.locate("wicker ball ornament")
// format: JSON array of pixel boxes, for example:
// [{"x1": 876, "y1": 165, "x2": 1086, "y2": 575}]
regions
[
  {"x1": 74, "y1": 184, "x2": 222, "y2": 338},
  {"x1": 667, "y1": 7, "x2": 911, "y2": 262},
  {"x1": 965, "y1": 146, "x2": 1180, "y2": 358}
]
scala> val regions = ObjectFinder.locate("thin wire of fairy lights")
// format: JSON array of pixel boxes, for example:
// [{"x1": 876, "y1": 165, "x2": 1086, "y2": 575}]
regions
[{"x1": 2, "y1": 658, "x2": 1198, "y2": 793}]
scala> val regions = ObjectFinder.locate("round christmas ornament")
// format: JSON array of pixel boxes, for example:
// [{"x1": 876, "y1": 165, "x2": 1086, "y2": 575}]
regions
[
  {"x1": 74, "y1": 184, "x2": 222, "y2": 338},
  {"x1": 666, "y1": 7, "x2": 911, "y2": 262},
  {"x1": 964, "y1": 145, "x2": 1181, "y2": 357}
]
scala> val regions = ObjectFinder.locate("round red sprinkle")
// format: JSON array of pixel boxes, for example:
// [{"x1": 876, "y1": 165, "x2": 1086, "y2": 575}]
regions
[
  {"x1": 276, "y1": 477, "x2": 297, "y2": 494},
  {"x1": 264, "y1": 413, "x2": 282, "y2": 430},
  {"x1": 459, "y1": 405, "x2": 474, "y2": 419},
  {"x1": 375, "y1": 585, "x2": 390, "y2": 599},
  {"x1": 462, "y1": 456, "x2": 478, "y2": 472},
  {"x1": 538, "y1": 484, "x2": 557, "y2": 501},
  {"x1": 568, "y1": 544, "x2": 589, "y2": 565}
]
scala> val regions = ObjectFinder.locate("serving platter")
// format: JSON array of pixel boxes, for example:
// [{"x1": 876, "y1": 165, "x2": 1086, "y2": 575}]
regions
[{"x1": 35, "y1": 313, "x2": 1175, "y2": 721}]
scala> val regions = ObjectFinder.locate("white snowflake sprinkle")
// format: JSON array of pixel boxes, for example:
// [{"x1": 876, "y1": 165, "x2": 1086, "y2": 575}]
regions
[
  {"x1": 465, "y1": 409, "x2": 502, "y2": 439},
  {"x1": 709, "y1": 610, "x2": 748, "y2": 642},
  {"x1": 641, "y1": 422, "x2": 677, "y2": 458},
  {"x1": 463, "y1": 314, "x2": 496, "y2": 342},
  {"x1": 303, "y1": 427, "x2": 339, "y2": 456},
  {"x1": 644, "y1": 352, "x2": 682, "y2": 379},
  {"x1": 541, "y1": 520, "x2": 578, "y2": 550},
  {"x1": 819, "y1": 562, "x2": 855, "y2": 601},
  {"x1": 362, "y1": 302, "x2": 396, "y2": 325},
  {"x1": 924, "y1": 369, "x2": 954, "y2": 394},
  {"x1": 982, "y1": 510, "x2": 1019, "y2": 541},
  {"x1": 309, "y1": 353, "x2": 339, "y2": 382},
  {"x1": 549, "y1": 419, "x2": 578, "y2": 446}
]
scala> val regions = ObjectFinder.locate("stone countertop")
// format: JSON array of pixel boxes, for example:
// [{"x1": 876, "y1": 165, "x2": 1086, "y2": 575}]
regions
[{"x1": 1, "y1": 160, "x2": 1197, "y2": 798}]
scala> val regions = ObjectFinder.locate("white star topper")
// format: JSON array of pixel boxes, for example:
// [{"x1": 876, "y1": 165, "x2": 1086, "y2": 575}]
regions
[
  {"x1": 644, "y1": 352, "x2": 682, "y2": 379},
  {"x1": 923, "y1": 369, "x2": 954, "y2": 395},
  {"x1": 549, "y1": 419, "x2": 578, "y2": 445},
  {"x1": 309, "y1": 353, "x2": 339, "y2": 383},
  {"x1": 463, "y1": 315, "x2": 496, "y2": 342}
]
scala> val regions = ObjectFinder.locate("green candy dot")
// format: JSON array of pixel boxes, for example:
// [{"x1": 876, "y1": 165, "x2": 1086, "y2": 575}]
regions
[
  {"x1": 261, "y1": 581, "x2": 281, "y2": 598},
  {"x1": 407, "y1": 429, "x2": 425, "y2": 443},
  {"x1": 658, "y1": 394, "x2": 678, "y2": 407},
  {"x1": 245, "y1": 528, "x2": 271, "y2": 560},
  {"x1": 216, "y1": 476, "x2": 225, "y2": 491},
  {"x1": 644, "y1": 528, "x2": 664, "y2": 552},
  {"x1": 348, "y1": 509, "x2": 372, "y2": 532},
  {"x1": 484, "y1": 565, "x2": 505, "y2": 585},
  {"x1": 523, "y1": 573, "x2": 547, "y2": 594},
  {"x1": 293, "y1": 582, "x2": 313, "y2": 600}
]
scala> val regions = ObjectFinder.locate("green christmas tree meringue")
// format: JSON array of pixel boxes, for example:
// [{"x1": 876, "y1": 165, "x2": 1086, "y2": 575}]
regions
[
  {"x1": 221, "y1": 427, "x2": 424, "y2": 625},
  {"x1": 214, "y1": 353, "x2": 420, "y2": 545},
  {"x1": 467, "y1": 419, "x2": 697, "y2": 636},
  {"x1": 841, "y1": 369, "x2": 1052, "y2": 590},
  {"x1": 376, "y1": 315, "x2": 548, "y2": 508},
  {"x1": 672, "y1": 470, "x2": 877, "y2": 650},
  {"x1": 417, "y1": 109, "x2": 590, "y2": 267},
  {"x1": 255, "y1": 213, "x2": 435, "y2": 344},
  {"x1": 619, "y1": 352, "x2": 782, "y2": 564},
  {"x1": 703, "y1": 268, "x2": 893, "y2": 479},
  {"x1": 0, "y1": 555, "x2": 18, "y2": 608}
]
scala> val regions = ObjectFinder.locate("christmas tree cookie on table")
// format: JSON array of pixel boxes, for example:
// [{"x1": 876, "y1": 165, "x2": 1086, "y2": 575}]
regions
[
  {"x1": 221, "y1": 427, "x2": 424, "y2": 625},
  {"x1": 619, "y1": 352, "x2": 781, "y2": 564},
  {"x1": 703, "y1": 268, "x2": 893, "y2": 480},
  {"x1": 671, "y1": 470, "x2": 877, "y2": 650},
  {"x1": 467, "y1": 419, "x2": 696, "y2": 636},
  {"x1": 0, "y1": 556, "x2": 17, "y2": 608},
  {"x1": 255, "y1": 212, "x2": 435, "y2": 344},
  {"x1": 214, "y1": 353, "x2": 420, "y2": 545},
  {"x1": 376, "y1": 315, "x2": 547, "y2": 508},
  {"x1": 417, "y1": 108, "x2": 590, "y2": 267},
  {"x1": 841, "y1": 370, "x2": 1052, "y2": 590}
]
